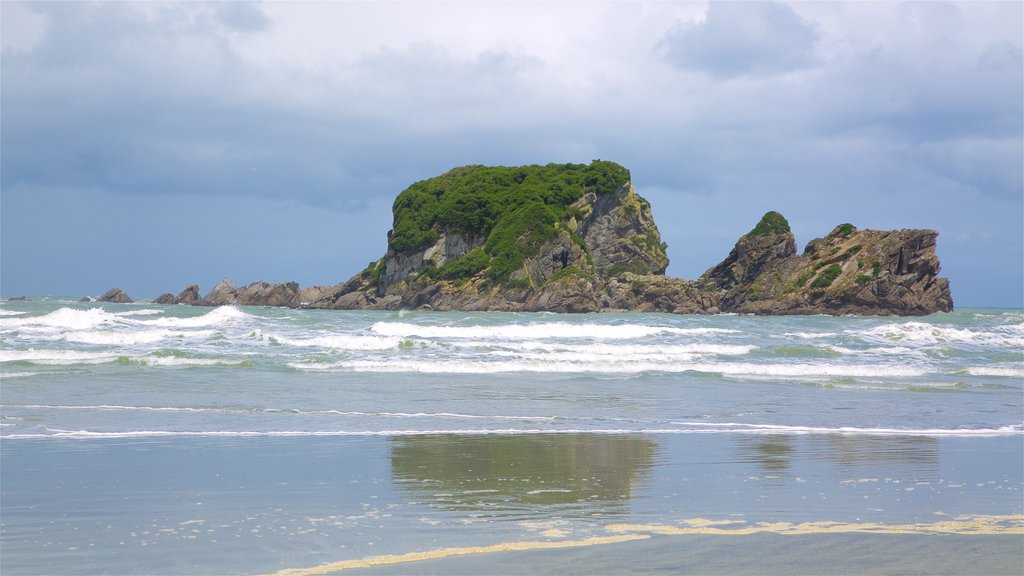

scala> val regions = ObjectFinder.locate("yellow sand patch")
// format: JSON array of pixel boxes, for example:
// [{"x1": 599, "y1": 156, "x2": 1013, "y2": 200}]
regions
[{"x1": 265, "y1": 534, "x2": 650, "y2": 576}]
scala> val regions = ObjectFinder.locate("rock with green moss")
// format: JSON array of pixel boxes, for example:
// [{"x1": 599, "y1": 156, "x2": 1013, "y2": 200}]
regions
[
  {"x1": 313, "y1": 160, "x2": 714, "y2": 312},
  {"x1": 700, "y1": 213, "x2": 953, "y2": 315}
]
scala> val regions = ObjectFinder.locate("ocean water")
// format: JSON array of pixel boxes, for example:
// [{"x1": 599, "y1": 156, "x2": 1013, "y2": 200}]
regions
[{"x1": 1, "y1": 299, "x2": 1022, "y2": 574}]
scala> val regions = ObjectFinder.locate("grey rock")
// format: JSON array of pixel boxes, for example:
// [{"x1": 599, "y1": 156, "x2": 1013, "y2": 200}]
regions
[{"x1": 98, "y1": 288, "x2": 133, "y2": 304}]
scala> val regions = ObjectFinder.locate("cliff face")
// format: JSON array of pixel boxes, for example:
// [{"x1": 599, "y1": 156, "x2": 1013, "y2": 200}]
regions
[{"x1": 155, "y1": 161, "x2": 953, "y2": 316}]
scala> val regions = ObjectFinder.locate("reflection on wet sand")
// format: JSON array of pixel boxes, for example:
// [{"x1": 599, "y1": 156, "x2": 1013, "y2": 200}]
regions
[
  {"x1": 390, "y1": 433, "x2": 657, "y2": 517},
  {"x1": 735, "y1": 434, "x2": 940, "y2": 477}
]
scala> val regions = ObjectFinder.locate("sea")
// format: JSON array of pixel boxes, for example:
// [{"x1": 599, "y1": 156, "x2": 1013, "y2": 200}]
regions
[{"x1": 1, "y1": 298, "x2": 1022, "y2": 575}]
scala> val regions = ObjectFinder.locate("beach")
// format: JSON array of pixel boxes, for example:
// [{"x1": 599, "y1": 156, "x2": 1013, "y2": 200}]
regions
[{"x1": 1, "y1": 301, "x2": 1022, "y2": 574}]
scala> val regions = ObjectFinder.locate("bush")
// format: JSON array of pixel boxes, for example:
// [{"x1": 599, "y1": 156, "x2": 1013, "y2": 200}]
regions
[
  {"x1": 834, "y1": 223, "x2": 856, "y2": 238},
  {"x1": 749, "y1": 211, "x2": 791, "y2": 236},
  {"x1": 811, "y1": 264, "x2": 843, "y2": 289}
]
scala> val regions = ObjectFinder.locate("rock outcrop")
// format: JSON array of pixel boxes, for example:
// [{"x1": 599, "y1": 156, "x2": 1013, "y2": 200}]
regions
[
  {"x1": 152, "y1": 161, "x2": 953, "y2": 316},
  {"x1": 699, "y1": 215, "x2": 953, "y2": 315},
  {"x1": 98, "y1": 288, "x2": 133, "y2": 304},
  {"x1": 308, "y1": 161, "x2": 716, "y2": 313}
]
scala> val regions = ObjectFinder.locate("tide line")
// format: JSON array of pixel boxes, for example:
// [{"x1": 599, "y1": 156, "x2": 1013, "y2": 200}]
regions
[
  {"x1": 264, "y1": 534, "x2": 650, "y2": 576},
  {"x1": 265, "y1": 515, "x2": 1023, "y2": 575}
]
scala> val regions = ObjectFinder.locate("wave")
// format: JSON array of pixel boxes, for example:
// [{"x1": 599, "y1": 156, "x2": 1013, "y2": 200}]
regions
[
  {"x1": 0, "y1": 349, "x2": 121, "y2": 365},
  {"x1": 0, "y1": 349, "x2": 248, "y2": 367},
  {"x1": 0, "y1": 307, "x2": 114, "y2": 331},
  {"x1": 112, "y1": 309, "x2": 165, "y2": 317},
  {"x1": 854, "y1": 322, "x2": 1024, "y2": 348},
  {"x1": 2, "y1": 404, "x2": 560, "y2": 421},
  {"x1": 63, "y1": 328, "x2": 217, "y2": 346},
  {"x1": 258, "y1": 331, "x2": 405, "y2": 351},
  {"x1": 6, "y1": 423, "x2": 1020, "y2": 440},
  {"x1": 782, "y1": 332, "x2": 838, "y2": 339},
  {"x1": 288, "y1": 358, "x2": 928, "y2": 378},
  {"x1": 370, "y1": 321, "x2": 737, "y2": 340},
  {"x1": 960, "y1": 366, "x2": 1024, "y2": 377},
  {"x1": 463, "y1": 341, "x2": 757, "y2": 357},
  {"x1": 0, "y1": 309, "x2": 27, "y2": 316},
  {"x1": 134, "y1": 306, "x2": 251, "y2": 328}
]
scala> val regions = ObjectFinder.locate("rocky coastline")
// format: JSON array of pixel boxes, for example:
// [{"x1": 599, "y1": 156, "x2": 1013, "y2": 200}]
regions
[{"x1": 129, "y1": 162, "x2": 952, "y2": 316}]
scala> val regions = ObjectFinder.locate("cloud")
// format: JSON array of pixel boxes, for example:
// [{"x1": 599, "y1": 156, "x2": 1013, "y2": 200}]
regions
[
  {"x1": 659, "y1": 1, "x2": 819, "y2": 78},
  {"x1": 0, "y1": 1, "x2": 1021, "y2": 305}
]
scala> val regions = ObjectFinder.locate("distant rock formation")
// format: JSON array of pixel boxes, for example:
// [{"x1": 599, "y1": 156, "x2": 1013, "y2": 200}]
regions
[
  {"x1": 699, "y1": 215, "x2": 952, "y2": 315},
  {"x1": 154, "y1": 162, "x2": 953, "y2": 316},
  {"x1": 154, "y1": 280, "x2": 335, "y2": 308},
  {"x1": 97, "y1": 288, "x2": 133, "y2": 304},
  {"x1": 153, "y1": 284, "x2": 202, "y2": 305}
]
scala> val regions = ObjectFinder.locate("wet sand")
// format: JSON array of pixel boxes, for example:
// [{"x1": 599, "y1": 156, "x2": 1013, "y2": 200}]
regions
[{"x1": 326, "y1": 533, "x2": 1024, "y2": 576}]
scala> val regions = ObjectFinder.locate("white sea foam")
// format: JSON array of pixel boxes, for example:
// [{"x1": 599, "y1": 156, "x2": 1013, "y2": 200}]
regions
[
  {"x1": 0, "y1": 349, "x2": 245, "y2": 367},
  {"x1": 370, "y1": 321, "x2": 737, "y2": 340},
  {"x1": 6, "y1": 423, "x2": 1020, "y2": 440},
  {"x1": 263, "y1": 332, "x2": 404, "y2": 351},
  {"x1": 783, "y1": 332, "x2": 838, "y2": 339},
  {"x1": 962, "y1": 366, "x2": 1024, "y2": 378},
  {"x1": 0, "y1": 349, "x2": 121, "y2": 365},
  {"x1": 1, "y1": 404, "x2": 560, "y2": 421},
  {"x1": 113, "y1": 309, "x2": 165, "y2": 317},
  {"x1": 1, "y1": 307, "x2": 115, "y2": 331},
  {"x1": 136, "y1": 306, "x2": 251, "y2": 328},
  {"x1": 127, "y1": 356, "x2": 250, "y2": 367},
  {"x1": 855, "y1": 322, "x2": 1024, "y2": 348},
  {"x1": 0, "y1": 309, "x2": 27, "y2": 316},
  {"x1": 472, "y1": 341, "x2": 756, "y2": 357},
  {"x1": 63, "y1": 329, "x2": 217, "y2": 346},
  {"x1": 288, "y1": 358, "x2": 928, "y2": 378}
]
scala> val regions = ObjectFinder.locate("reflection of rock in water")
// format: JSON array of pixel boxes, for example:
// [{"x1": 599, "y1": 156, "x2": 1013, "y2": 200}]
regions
[
  {"x1": 820, "y1": 435, "x2": 940, "y2": 467},
  {"x1": 735, "y1": 435, "x2": 941, "y2": 478},
  {"x1": 737, "y1": 435, "x2": 794, "y2": 472},
  {"x1": 390, "y1": 434, "x2": 657, "y2": 518}
]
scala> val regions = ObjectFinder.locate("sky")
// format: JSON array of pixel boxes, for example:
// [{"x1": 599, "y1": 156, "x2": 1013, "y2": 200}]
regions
[{"x1": 1, "y1": 1, "x2": 1021, "y2": 307}]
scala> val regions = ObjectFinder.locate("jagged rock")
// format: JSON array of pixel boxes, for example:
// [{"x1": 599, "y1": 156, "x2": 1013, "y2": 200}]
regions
[
  {"x1": 78, "y1": 296, "x2": 93, "y2": 302},
  {"x1": 202, "y1": 279, "x2": 237, "y2": 306},
  {"x1": 7, "y1": 296, "x2": 28, "y2": 301},
  {"x1": 98, "y1": 288, "x2": 133, "y2": 304},
  {"x1": 702, "y1": 216, "x2": 953, "y2": 315},
  {"x1": 234, "y1": 280, "x2": 301, "y2": 307},
  {"x1": 173, "y1": 284, "x2": 203, "y2": 305},
  {"x1": 153, "y1": 293, "x2": 176, "y2": 304},
  {"x1": 701, "y1": 211, "x2": 796, "y2": 292},
  {"x1": 299, "y1": 285, "x2": 338, "y2": 306}
]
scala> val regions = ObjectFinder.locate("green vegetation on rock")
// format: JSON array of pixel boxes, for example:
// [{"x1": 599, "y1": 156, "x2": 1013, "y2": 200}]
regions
[
  {"x1": 834, "y1": 223, "x2": 856, "y2": 239},
  {"x1": 389, "y1": 161, "x2": 630, "y2": 254},
  {"x1": 811, "y1": 263, "x2": 843, "y2": 289},
  {"x1": 387, "y1": 160, "x2": 631, "y2": 283},
  {"x1": 748, "y1": 211, "x2": 791, "y2": 236}
]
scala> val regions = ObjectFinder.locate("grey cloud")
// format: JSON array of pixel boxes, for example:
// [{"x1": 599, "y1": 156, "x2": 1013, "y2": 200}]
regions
[
  {"x1": 659, "y1": 1, "x2": 819, "y2": 78},
  {"x1": 214, "y1": 1, "x2": 270, "y2": 32}
]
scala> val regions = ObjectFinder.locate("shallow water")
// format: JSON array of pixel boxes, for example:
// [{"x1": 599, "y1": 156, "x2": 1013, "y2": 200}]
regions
[{"x1": 1, "y1": 300, "x2": 1021, "y2": 574}]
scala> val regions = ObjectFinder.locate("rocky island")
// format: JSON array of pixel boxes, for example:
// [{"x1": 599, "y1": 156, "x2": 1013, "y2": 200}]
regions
[{"x1": 152, "y1": 161, "x2": 952, "y2": 315}]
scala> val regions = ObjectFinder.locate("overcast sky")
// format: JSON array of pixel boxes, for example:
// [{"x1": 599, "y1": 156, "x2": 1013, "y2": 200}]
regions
[{"x1": 2, "y1": 1, "x2": 1021, "y2": 307}]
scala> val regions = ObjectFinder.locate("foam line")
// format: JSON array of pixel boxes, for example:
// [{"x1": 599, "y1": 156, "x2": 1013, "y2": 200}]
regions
[
  {"x1": 264, "y1": 534, "x2": 650, "y2": 576},
  {"x1": 5, "y1": 424, "x2": 1020, "y2": 440},
  {"x1": 606, "y1": 514, "x2": 1024, "y2": 536},
  {"x1": 266, "y1": 515, "x2": 1022, "y2": 575}
]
